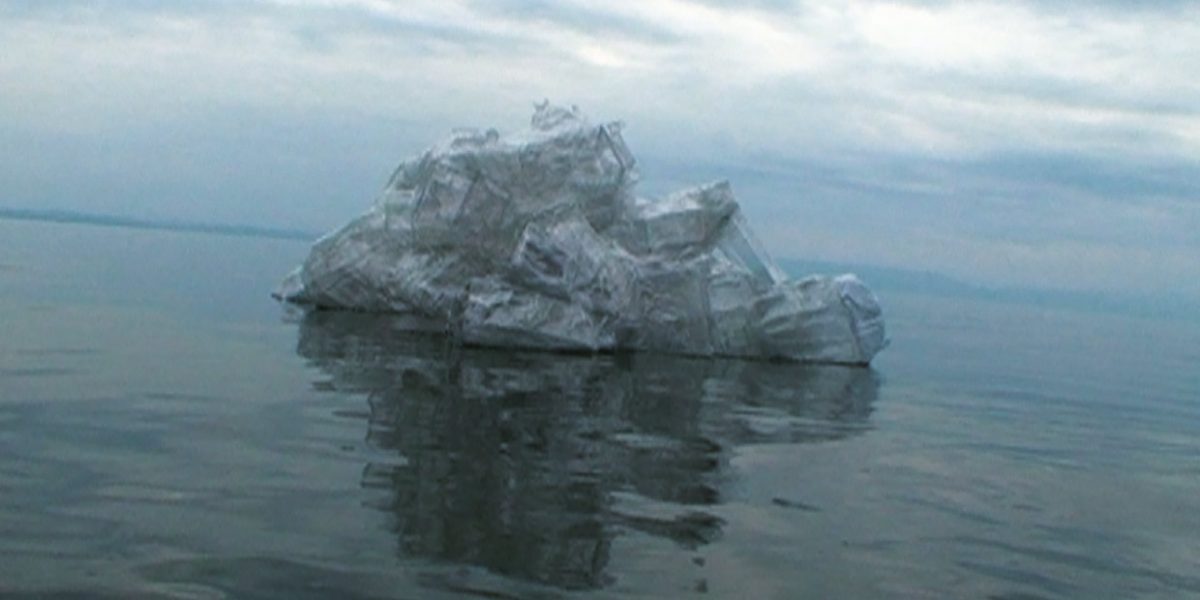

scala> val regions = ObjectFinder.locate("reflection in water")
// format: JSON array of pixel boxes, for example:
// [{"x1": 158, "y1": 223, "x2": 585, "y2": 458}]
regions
[{"x1": 296, "y1": 311, "x2": 879, "y2": 591}]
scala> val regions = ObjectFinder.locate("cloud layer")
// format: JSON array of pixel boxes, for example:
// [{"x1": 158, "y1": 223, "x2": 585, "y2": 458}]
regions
[{"x1": 1, "y1": 0, "x2": 1197, "y2": 296}]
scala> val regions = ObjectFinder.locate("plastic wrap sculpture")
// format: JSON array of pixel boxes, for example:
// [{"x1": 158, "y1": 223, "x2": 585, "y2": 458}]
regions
[{"x1": 274, "y1": 103, "x2": 886, "y2": 364}]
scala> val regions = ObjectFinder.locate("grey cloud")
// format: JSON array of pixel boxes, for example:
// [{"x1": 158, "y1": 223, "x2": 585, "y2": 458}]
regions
[
  {"x1": 639, "y1": 143, "x2": 1198, "y2": 247},
  {"x1": 0, "y1": 0, "x2": 245, "y2": 19},
  {"x1": 680, "y1": 0, "x2": 806, "y2": 12},
  {"x1": 915, "y1": 71, "x2": 1200, "y2": 120},
  {"x1": 0, "y1": 0, "x2": 527, "y2": 55},
  {"x1": 873, "y1": 0, "x2": 1196, "y2": 14},
  {"x1": 0, "y1": 105, "x2": 445, "y2": 232},
  {"x1": 277, "y1": 6, "x2": 528, "y2": 56},
  {"x1": 955, "y1": 153, "x2": 1200, "y2": 207},
  {"x1": 466, "y1": 0, "x2": 682, "y2": 44}
]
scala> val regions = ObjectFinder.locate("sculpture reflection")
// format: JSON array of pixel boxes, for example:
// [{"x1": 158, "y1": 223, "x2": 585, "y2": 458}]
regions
[{"x1": 295, "y1": 311, "x2": 879, "y2": 590}]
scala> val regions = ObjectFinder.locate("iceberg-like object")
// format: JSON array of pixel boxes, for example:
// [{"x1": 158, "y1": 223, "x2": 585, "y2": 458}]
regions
[{"x1": 275, "y1": 103, "x2": 886, "y2": 364}]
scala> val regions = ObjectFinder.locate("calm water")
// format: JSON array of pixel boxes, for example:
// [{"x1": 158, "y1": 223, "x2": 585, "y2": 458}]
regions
[{"x1": 1, "y1": 219, "x2": 1197, "y2": 599}]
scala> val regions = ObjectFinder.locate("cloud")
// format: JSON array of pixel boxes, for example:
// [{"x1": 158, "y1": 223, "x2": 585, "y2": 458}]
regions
[{"x1": 0, "y1": 0, "x2": 1197, "y2": 297}]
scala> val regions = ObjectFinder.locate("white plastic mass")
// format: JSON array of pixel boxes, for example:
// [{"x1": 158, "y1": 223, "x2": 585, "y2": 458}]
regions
[{"x1": 275, "y1": 103, "x2": 887, "y2": 364}]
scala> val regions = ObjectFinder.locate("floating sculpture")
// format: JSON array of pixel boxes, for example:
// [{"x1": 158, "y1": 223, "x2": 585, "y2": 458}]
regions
[{"x1": 275, "y1": 104, "x2": 886, "y2": 364}]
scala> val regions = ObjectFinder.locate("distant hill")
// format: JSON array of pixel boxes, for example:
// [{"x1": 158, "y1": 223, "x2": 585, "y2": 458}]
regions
[
  {"x1": 0, "y1": 207, "x2": 318, "y2": 241},
  {"x1": 778, "y1": 258, "x2": 1198, "y2": 322},
  {"x1": 778, "y1": 259, "x2": 984, "y2": 298}
]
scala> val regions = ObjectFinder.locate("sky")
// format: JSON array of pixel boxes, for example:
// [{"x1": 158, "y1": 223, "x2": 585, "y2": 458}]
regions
[{"x1": 1, "y1": 0, "x2": 1197, "y2": 299}]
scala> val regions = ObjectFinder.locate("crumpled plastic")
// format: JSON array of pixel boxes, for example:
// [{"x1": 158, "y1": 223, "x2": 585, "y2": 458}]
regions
[{"x1": 275, "y1": 102, "x2": 887, "y2": 364}]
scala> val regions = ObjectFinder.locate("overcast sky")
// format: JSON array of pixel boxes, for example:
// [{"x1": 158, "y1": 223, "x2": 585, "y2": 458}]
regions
[{"x1": 1, "y1": 0, "x2": 1197, "y2": 297}]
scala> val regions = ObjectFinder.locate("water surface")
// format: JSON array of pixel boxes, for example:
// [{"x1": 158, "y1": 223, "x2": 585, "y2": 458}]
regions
[{"x1": 1, "y1": 219, "x2": 1197, "y2": 598}]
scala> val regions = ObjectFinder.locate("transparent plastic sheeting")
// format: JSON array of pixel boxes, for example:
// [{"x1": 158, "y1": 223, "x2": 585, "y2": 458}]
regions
[{"x1": 275, "y1": 103, "x2": 887, "y2": 364}]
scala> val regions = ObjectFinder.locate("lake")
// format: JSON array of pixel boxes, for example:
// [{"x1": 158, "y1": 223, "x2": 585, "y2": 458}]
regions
[{"x1": 1, "y1": 218, "x2": 1197, "y2": 599}]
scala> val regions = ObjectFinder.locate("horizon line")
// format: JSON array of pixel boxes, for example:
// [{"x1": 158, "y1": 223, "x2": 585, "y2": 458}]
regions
[
  {"x1": 3, "y1": 204, "x2": 1195, "y2": 322},
  {"x1": 0, "y1": 206, "x2": 319, "y2": 242}
]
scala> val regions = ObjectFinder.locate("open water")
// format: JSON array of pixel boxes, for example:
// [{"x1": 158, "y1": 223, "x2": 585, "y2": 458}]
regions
[{"x1": 1, "y1": 218, "x2": 1197, "y2": 598}]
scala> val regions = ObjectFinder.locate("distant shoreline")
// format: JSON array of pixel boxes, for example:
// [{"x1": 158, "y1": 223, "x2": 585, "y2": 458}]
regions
[
  {"x1": 0, "y1": 207, "x2": 317, "y2": 242},
  {"x1": 2, "y1": 205, "x2": 1194, "y2": 322}
]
